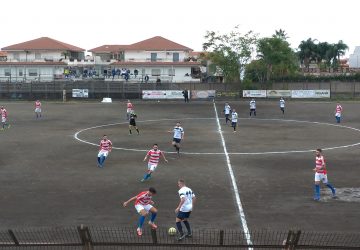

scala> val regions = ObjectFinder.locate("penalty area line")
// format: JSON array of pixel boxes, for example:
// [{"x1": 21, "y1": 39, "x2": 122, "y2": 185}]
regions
[{"x1": 213, "y1": 102, "x2": 253, "y2": 247}]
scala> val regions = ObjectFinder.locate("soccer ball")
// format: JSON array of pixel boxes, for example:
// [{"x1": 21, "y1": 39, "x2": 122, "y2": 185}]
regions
[{"x1": 168, "y1": 227, "x2": 177, "y2": 236}]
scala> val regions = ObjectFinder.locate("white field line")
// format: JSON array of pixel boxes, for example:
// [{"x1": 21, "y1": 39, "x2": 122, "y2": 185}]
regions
[
  {"x1": 213, "y1": 102, "x2": 253, "y2": 247},
  {"x1": 74, "y1": 118, "x2": 360, "y2": 155}
]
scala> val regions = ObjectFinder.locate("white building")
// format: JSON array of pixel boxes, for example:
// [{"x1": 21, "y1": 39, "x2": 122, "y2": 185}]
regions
[
  {"x1": 349, "y1": 46, "x2": 360, "y2": 68},
  {"x1": 89, "y1": 36, "x2": 201, "y2": 83},
  {"x1": 0, "y1": 37, "x2": 85, "y2": 82}
]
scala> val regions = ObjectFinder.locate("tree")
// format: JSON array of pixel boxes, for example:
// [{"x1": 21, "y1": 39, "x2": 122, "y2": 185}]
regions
[
  {"x1": 244, "y1": 59, "x2": 267, "y2": 83},
  {"x1": 298, "y1": 38, "x2": 318, "y2": 70},
  {"x1": 257, "y1": 35, "x2": 298, "y2": 81},
  {"x1": 203, "y1": 26, "x2": 258, "y2": 83},
  {"x1": 273, "y1": 29, "x2": 289, "y2": 40}
]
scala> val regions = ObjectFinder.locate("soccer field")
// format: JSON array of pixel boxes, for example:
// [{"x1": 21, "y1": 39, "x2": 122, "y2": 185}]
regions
[{"x1": 1, "y1": 100, "x2": 360, "y2": 235}]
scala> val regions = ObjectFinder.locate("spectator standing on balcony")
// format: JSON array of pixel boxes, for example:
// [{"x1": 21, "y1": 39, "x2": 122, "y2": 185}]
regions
[
  {"x1": 34, "y1": 100, "x2": 42, "y2": 119},
  {"x1": 144, "y1": 74, "x2": 149, "y2": 83},
  {"x1": 123, "y1": 187, "x2": 158, "y2": 236},
  {"x1": 335, "y1": 102, "x2": 343, "y2": 123},
  {"x1": 0, "y1": 106, "x2": 10, "y2": 130},
  {"x1": 134, "y1": 69, "x2": 139, "y2": 78},
  {"x1": 249, "y1": 98, "x2": 256, "y2": 117},
  {"x1": 126, "y1": 100, "x2": 134, "y2": 120}
]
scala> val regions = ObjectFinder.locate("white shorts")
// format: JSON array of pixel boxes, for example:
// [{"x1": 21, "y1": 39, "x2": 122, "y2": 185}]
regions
[
  {"x1": 98, "y1": 150, "x2": 109, "y2": 157},
  {"x1": 148, "y1": 163, "x2": 158, "y2": 172},
  {"x1": 1, "y1": 117, "x2": 6, "y2": 123},
  {"x1": 135, "y1": 204, "x2": 153, "y2": 214},
  {"x1": 35, "y1": 108, "x2": 41, "y2": 113},
  {"x1": 127, "y1": 108, "x2": 132, "y2": 113},
  {"x1": 315, "y1": 173, "x2": 328, "y2": 183}
]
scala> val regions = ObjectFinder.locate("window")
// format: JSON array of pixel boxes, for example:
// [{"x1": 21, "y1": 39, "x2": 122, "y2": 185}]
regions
[
  {"x1": 168, "y1": 68, "x2": 175, "y2": 76},
  {"x1": 173, "y1": 53, "x2": 179, "y2": 62},
  {"x1": 13, "y1": 52, "x2": 20, "y2": 61},
  {"x1": 18, "y1": 69, "x2": 23, "y2": 76},
  {"x1": 28, "y1": 68, "x2": 38, "y2": 76},
  {"x1": 35, "y1": 53, "x2": 41, "y2": 60},
  {"x1": 4, "y1": 68, "x2": 11, "y2": 76},
  {"x1": 151, "y1": 53, "x2": 157, "y2": 62},
  {"x1": 151, "y1": 69, "x2": 161, "y2": 76}
]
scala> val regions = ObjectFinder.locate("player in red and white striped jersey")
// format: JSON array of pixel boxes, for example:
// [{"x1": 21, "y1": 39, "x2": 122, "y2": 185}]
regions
[
  {"x1": 313, "y1": 149, "x2": 336, "y2": 201},
  {"x1": 123, "y1": 187, "x2": 158, "y2": 236},
  {"x1": 97, "y1": 135, "x2": 112, "y2": 168},
  {"x1": 1, "y1": 106, "x2": 10, "y2": 130},
  {"x1": 335, "y1": 103, "x2": 343, "y2": 123},
  {"x1": 34, "y1": 100, "x2": 42, "y2": 119},
  {"x1": 141, "y1": 144, "x2": 168, "y2": 182}
]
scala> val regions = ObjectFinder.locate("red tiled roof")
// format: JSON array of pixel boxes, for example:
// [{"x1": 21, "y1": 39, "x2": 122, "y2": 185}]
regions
[
  {"x1": 0, "y1": 51, "x2": 7, "y2": 57},
  {"x1": 128, "y1": 36, "x2": 192, "y2": 51},
  {"x1": 110, "y1": 61, "x2": 200, "y2": 66},
  {"x1": 88, "y1": 45, "x2": 129, "y2": 53},
  {"x1": 1, "y1": 37, "x2": 85, "y2": 52},
  {"x1": 0, "y1": 61, "x2": 66, "y2": 66}
]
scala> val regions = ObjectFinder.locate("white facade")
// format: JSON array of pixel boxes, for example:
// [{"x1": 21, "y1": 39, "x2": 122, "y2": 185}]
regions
[
  {"x1": 349, "y1": 46, "x2": 360, "y2": 68},
  {"x1": 6, "y1": 51, "x2": 64, "y2": 62},
  {"x1": 124, "y1": 50, "x2": 188, "y2": 62},
  {"x1": 0, "y1": 65, "x2": 65, "y2": 82}
]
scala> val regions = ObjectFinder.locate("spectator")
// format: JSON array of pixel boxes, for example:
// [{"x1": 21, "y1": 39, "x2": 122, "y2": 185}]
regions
[
  {"x1": 156, "y1": 78, "x2": 161, "y2": 85},
  {"x1": 134, "y1": 69, "x2": 139, "y2": 78},
  {"x1": 145, "y1": 74, "x2": 149, "y2": 83}
]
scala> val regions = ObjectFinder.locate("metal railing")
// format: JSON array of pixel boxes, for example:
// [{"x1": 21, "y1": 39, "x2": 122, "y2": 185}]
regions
[{"x1": 0, "y1": 226, "x2": 359, "y2": 249}]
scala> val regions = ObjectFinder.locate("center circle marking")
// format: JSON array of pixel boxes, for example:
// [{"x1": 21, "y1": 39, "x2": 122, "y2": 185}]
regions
[{"x1": 74, "y1": 118, "x2": 360, "y2": 155}]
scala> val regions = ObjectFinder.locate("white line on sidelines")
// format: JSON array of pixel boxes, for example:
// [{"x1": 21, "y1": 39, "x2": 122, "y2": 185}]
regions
[{"x1": 213, "y1": 102, "x2": 253, "y2": 247}]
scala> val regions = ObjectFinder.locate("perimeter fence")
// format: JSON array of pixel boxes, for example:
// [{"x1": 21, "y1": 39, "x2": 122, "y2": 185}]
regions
[
  {"x1": 1, "y1": 81, "x2": 360, "y2": 101},
  {"x1": 1, "y1": 226, "x2": 360, "y2": 249}
]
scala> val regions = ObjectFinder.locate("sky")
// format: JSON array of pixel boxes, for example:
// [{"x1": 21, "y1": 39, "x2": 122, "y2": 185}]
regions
[{"x1": 1, "y1": 0, "x2": 359, "y2": 57}]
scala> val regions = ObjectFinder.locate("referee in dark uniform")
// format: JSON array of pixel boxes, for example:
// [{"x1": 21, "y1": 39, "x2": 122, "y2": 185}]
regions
[{"x1": 129, "y1": 111, "x2": 139, "y2": 135}]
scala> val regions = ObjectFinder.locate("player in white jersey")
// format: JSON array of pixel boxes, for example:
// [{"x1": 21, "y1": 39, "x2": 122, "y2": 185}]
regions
[
  {"x1": 97, "y1": 135, "x2": 112, "y2": 168},
  {"x1": 249, "y1": 98, "x2": 256, "y2": 117},
  {"x1": 231, "y1": 109, "x2": 238, "y2": 133},
  {"x1": 279, "y1": 97, "x2": 285, "y2": 115},
  {"x1": 35, "y1": 100, "x2": 42, "y2": 119},
  {"x1": 334, "y1": 102, "x2": 343, "y2": 123},
  {"x1": 141, "y1": 144, "x2": 168, "y2": 182},
  {"x1": 175, "y1": 179, "x2": 196, "y2": 241},
  {"x1": 223, "y1": 102, "x2": 232, "y2": 124},
  {"x1": 168, "y1": 122, "x2": 184, "y2": 155}
]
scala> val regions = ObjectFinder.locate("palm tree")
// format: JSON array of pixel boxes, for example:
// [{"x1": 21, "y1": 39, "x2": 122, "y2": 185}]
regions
[
  {"x1": 273, "y1": 29, "x2": 289, "y2": 41},
  {"x1": 298, "y1": 38, "x2": 317, "y2": 71}
]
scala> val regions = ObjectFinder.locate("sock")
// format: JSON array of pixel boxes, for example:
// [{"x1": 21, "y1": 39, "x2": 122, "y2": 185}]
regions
[
  {"x1": 138, "y1": 216, "x2": 145, "y2": 228},
  {"x1": 136, "y1": 129, "x2": 139, "y2": 134},
  {"x1": 314, "y1": 184, "x2": 320, "y2": 199},
  {"x1": 326, "y1": 183, "x2": 336, "y2": 194},
  {"x1": 97, "y1": 157, "x2": 101, "y2": 165},
  {"x1": 100, "y1": 155, "x2": 106, "y2": 165},
  {"x1": 143, "y1": 172, "x2": 151, "y2": 180},
  {"x1": 183, "y1": 221, "x2": 191, "y2": 234},
  {"x1": 150, "y1": 212, "x2": 157, "y2": 223},
  {"x1": 250, "y1": 112, "x2": 252, "y2": 116},
  {"x1": 129, "y1": 129, "x2": 132, "y2": 134},
  {"x1": 254, "y1": 111, "x2": 256, "y2": 116},
  {"x1": 176, "y1": 222, "x2": 183, "y2": 235}
]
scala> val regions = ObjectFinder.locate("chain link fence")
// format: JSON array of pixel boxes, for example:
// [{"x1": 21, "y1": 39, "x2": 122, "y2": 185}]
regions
[{"x1": 0, "y1": 226, "x2": 359, "y2": 249}]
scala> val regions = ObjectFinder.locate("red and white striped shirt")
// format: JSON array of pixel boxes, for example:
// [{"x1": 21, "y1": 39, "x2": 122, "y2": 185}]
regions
[
  {"x1": 1, "y1": 108, "x2": 7, "y2": 118},
  {"x1": 147, "y1": 149, "x2": 161, "y2": 164},
  {"x1": 99, "y1": 139, "x2": 112, "y2": 151},
  {"x1": 35, "y1": 101, "x2": 41, "y2": 108},
  {"x1": 127, "y1": 102, "x2": 133, "y2": 109},
  {"x1": 135, "y1": 191, "x2": 152, "y2": 205},
  {"x1": 315, "y1": 155, "x2": 327, "y2": 174},
  {"x1": 335, "y1": 105, "x2": 342, "y2": 114}
]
